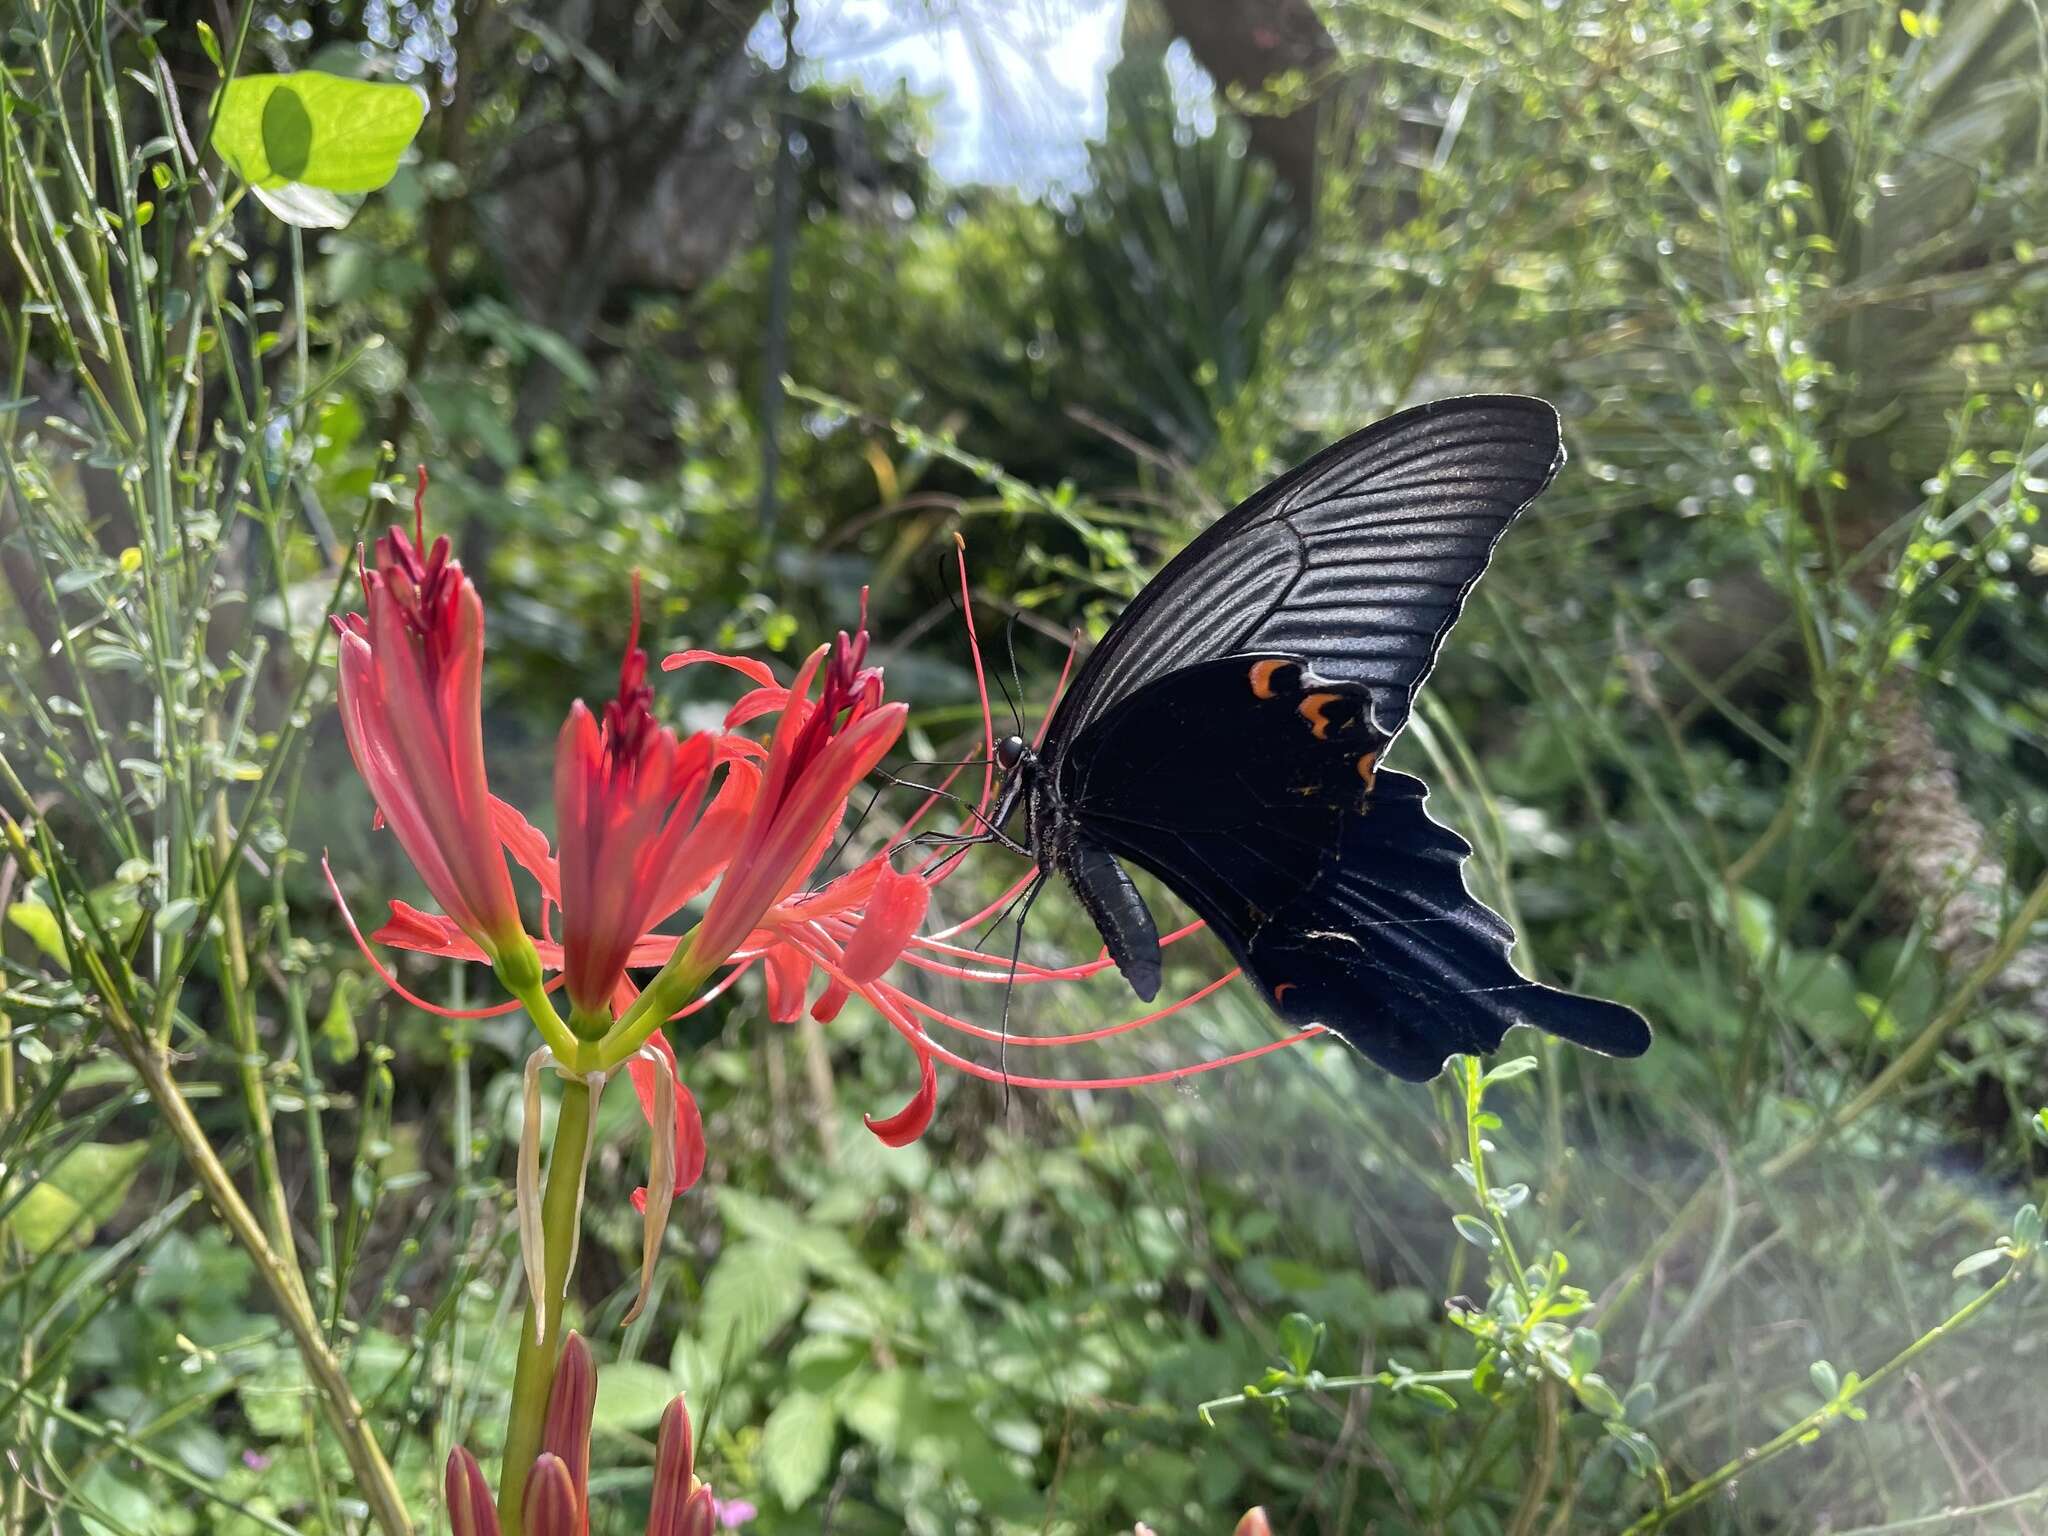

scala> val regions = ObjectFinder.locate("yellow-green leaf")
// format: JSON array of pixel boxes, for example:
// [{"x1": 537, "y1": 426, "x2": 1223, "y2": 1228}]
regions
[
  {"x1": 212, "y1": 71, "x2": 424, "y2": 194},
  {"x1": 7, "y1": 898, "x2": 68, "y2": 968},
  {"x1": 4, "y1": 1141, "x2": 150, "y2": 1254}
]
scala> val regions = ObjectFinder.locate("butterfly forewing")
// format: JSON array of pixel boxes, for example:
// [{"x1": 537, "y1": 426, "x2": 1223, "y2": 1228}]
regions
[{"x1": 1043, "y1": 395, "x2": 1565, "y2": 756}]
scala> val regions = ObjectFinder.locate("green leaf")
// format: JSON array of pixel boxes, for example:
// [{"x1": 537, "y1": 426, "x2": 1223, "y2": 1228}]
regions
[
  {"x1": 1809, "y1": 1359, "x2": 1839, "y2": 1400},
  {"x1": 320, "y1": 972, "x2": 360, "y2": 1063},
  {"x1": 1573, "y1": 1373, "x2": 1625, "y2": 1419},
  {"x1": 699, "y1": 1240, "x2": 809, "y2": 1363},
  {"x1": 841, "y1": 1368, "x2": 916, "y2": 1452},
  {"x1": 1480, "y1": 1055, "x2": 1538, "y2": 1088},
  {"x1": 1395, "y1": 1381, "x2": 1458, "y2": 1415},
  {"x1": 7, "y1": 898, "x2": 68, "y2": 967},
  {"x1": 1568, "y1": 1327, "x2": 1601, "y2": 1379},
  {"x1": 1451, "y1": 1214, "x2": 1497, "y2": 1250},
  {"x1": 1277, "y1": 1312, "x2": 1323, "y2": 1376},
  {"x1": 212, "y1": 72, "x2": 425, "y2": 193},
  {"x1": 760, "y1": 1390, "x2": 837, "y2": 1509},
  {"x1": 4, "y1": 1140, "x2": 150, "y2": 1253},
  {"x1": 154, "y1": 896, "x2": 200, "y2": 937},
  {"x1": 592, "y1": 1360, "x2": 677, "y2": 1434},
  {"x1": 1951, "y1": 1247, "x2": 2006, "y2": 1279},
  {"x1": 2013, "y1": 1203, "x2": 2042, "y2": 1252},
  {"x1": 1621, "y1": 1381, "x2": 1657, "y2": 1427}
]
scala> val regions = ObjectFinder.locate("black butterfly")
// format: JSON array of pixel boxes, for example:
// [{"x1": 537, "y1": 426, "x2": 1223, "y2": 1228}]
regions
[{"x1": 958, "y1": 395, "x2": 1649, "y2": 1082}]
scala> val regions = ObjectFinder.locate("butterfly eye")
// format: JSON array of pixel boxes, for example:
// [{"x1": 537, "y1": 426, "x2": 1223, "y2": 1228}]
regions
[{"x1": 995, "y1": 734, "x2": 1028, "y2": 771}]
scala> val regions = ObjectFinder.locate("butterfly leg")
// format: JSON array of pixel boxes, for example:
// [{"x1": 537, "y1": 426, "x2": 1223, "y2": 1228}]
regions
[
  {"x1": 902, "y1": 822, "x2": 1034, "y2": 857},
  {"x1": 996, "y1": 871, "x2": 1051, "y2": 1108}
]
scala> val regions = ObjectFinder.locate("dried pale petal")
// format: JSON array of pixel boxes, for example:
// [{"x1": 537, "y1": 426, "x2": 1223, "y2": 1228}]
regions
[
  {"x1": 444, "y1": 1446, "x2": 501, "y2": 1536},
  {"x1": 1232, "y1": 1510, "x2": 1274, "y2": 1536},
  {"x1": 624, "y1": 1047, "x2": 677, "y2": 1326},
  {"x1": 518, "y1": 1048, "x2": 549, "y2": 1343},
  {"x1": 541, "y1": 1331, "x2": 596, "y2": 1513},
  {"x1": 523, "y1": 1452, "x2": 582, "y2": 1536},
  {"x1": 647, "y1": 1395, "x2": 696, "y2": 1536}
]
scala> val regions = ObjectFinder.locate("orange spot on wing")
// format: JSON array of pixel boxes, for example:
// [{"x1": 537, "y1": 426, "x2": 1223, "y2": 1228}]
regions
[
  {"x1": 1248, "y1": 659, "x2": 1290, "y2": 699},
  {"x1": 1298, "y1": 692, "x2": 1343, "y2": 739},
  {"x1": 1356, "y1": 749, "x2": 1379, "y2": 791},
  {"x1": 1273, "y1": 982, "x2": 1296, "y2": 1003}
]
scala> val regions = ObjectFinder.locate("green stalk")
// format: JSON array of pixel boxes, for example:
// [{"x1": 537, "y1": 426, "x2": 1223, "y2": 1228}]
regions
[
  {"x1": 596, "y1": 936, "x2": 709, "y2": 1071},
  {"x1": 497, "y1": 1075, "x2": 595, "y2": 1532}
]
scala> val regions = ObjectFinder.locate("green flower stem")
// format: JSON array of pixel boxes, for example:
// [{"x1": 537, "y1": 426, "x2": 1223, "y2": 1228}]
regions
[
  {"x1": 596, "y1": 931, "x2": 710, "y2": 1071},
  {"x1": 497, "y1": 1073, "x2": 595, "y2": 1533},
  {"x1": 496, "y1": 949, "x2": 590, "y2": 1070},
  {"x1": 1618, "y1": 1256, "x2": 2029, "y2": 1535}
]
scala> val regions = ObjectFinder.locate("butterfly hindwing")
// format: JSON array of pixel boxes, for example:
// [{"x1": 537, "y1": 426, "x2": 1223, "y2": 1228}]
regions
[{"x1": 1057, "y1": 655, "x2": 1650, "y2": 1081}]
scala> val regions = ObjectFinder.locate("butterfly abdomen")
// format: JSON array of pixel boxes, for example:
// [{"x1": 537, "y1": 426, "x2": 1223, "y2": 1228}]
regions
[{"x1": 1062, "y1": 841, "x2": 1163, "y2": 1002}]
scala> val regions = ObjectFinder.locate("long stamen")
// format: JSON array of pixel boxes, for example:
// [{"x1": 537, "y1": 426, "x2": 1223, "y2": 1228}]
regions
[
  {"x1": 895, "y1": 971, "x2": 1243, "y2": 1047},
  {"x1": 950, "y1": 534, "x2": 997, "y2": 831},
  {"x1": 899, "y1": 916, "x2": 1209, "y2": 983},
  {"x1": 783, "y1": 932, "x2": 1319, "y2": 1102},
  {"x1": 895, "y1": 993, "x2": 1325, "y2": 1090},
  {"x1": 324, "y1": 856, "x2": 558, "y2": 1019},
  {"x1": 922, "y1": 867, "x2": 1039, "y2": 939}
]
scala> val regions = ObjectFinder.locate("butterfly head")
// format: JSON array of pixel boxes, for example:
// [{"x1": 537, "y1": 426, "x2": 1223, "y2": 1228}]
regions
[{"x1": 994, "y1": 733, "x2": 1030, "y2": 773}]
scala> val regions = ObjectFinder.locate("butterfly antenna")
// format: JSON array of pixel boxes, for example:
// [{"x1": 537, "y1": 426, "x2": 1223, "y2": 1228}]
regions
[{"x1": 1002, "y1": 610, "x2": 1028, "y2": 738}]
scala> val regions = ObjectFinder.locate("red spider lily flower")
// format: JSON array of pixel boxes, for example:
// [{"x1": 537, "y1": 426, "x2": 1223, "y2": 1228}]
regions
[
  {"x1": 334, "y1": 478, "x2": 529, "y2": 966},
  {"x1": 554, "y1": 579, "x2": 725, "y2": 1027},
  {"x1": 664, "y1": 605, "x2": 907, "y2": 981},
  {"x1": 445, "y1": 1334, "x2": 722, "y2": 1536}
]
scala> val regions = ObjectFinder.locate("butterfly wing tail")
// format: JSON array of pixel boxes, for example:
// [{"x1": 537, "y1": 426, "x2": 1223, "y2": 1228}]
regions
[{"x1": 1249, "y1": 771, "x2": 1650, "y2": 1080}]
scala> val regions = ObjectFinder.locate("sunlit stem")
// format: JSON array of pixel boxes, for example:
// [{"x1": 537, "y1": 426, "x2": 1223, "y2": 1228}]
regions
[
  {"x1": 1462, "y1": 1056, "x2": 1532, "y2": 1308},
  {"x1": 1196, "y1": 1367, "x2": 1473, "y2": 1426},
  {"x1": 497, "y1": 1073, "x2": 594, "y2": 1531}
]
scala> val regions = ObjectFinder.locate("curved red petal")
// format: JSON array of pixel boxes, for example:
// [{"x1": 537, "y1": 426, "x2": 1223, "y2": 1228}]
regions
[
  {"x1": 371, "y1": 900, "x2": 487, "y2": 959},
  {"x1": 839, "y1": 866, "x2": 931, "y2": 984},
  {"x1": 864, "y1": 1048, "x2": 937, "y2": 1147},
  {"x1": 659, "y1": 649, "x2": 778, "y2": 688},
  {"x1": 763, "y1": 943, "x2": 813, "y2": 1023},
  {"x1": 492, "y1": 796, "x2": 560, "y2": 901}
]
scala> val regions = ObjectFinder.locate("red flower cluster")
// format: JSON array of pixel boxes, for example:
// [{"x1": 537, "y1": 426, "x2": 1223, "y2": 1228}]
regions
[{"x1": 333, "y1": 492, "x2": 1318, "y2": 1184}]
